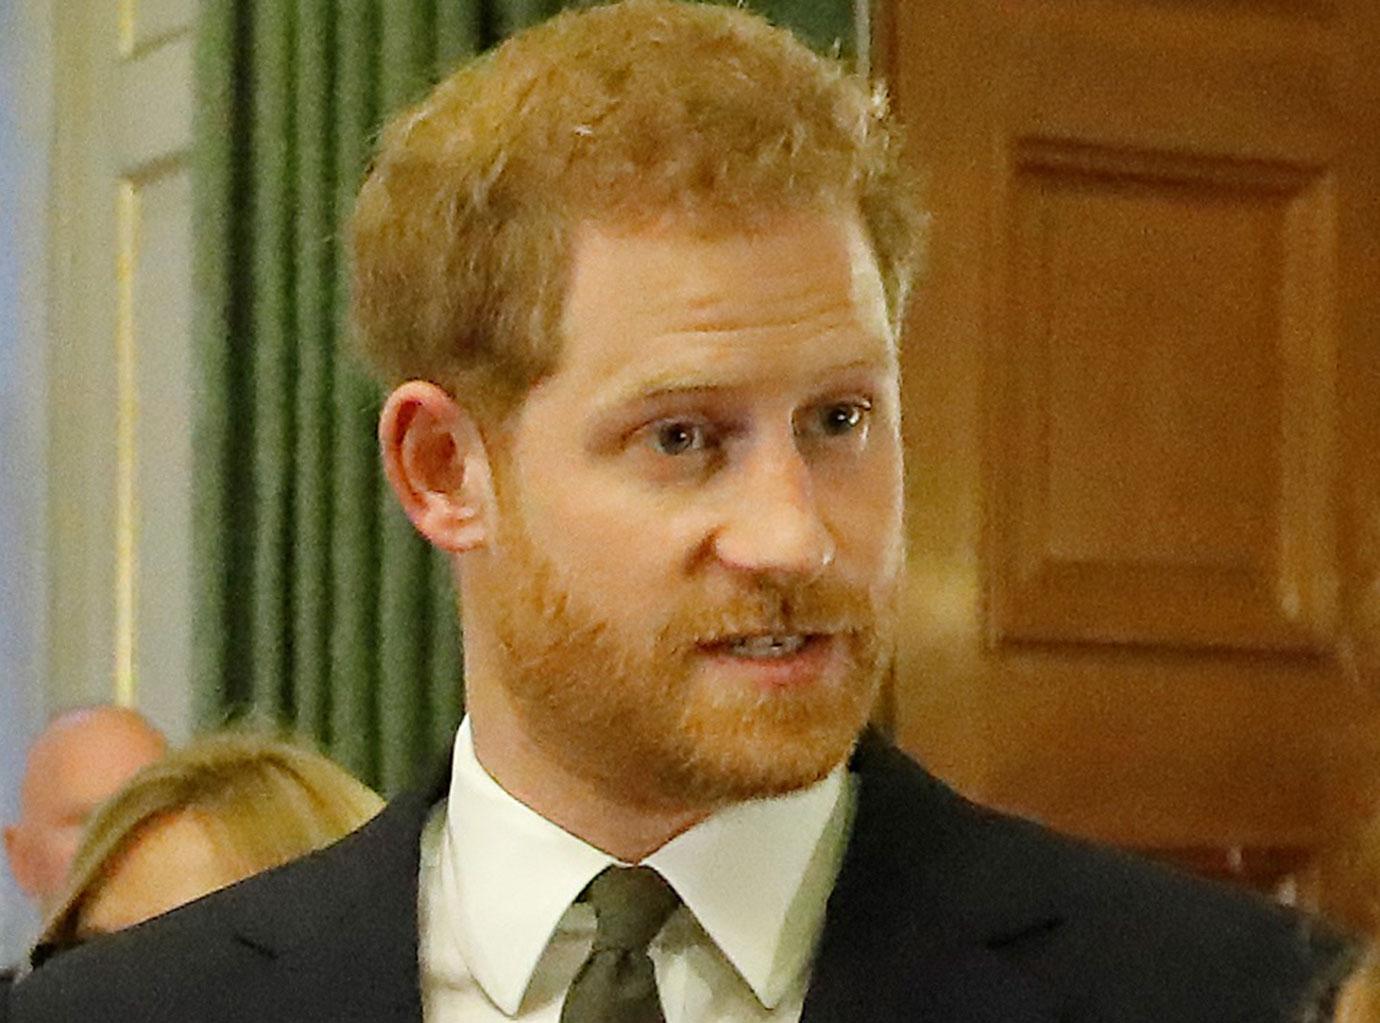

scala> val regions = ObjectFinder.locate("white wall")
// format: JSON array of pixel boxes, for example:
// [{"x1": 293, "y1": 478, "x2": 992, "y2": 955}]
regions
[{"x1": 0, "y1": 0, "x2": 54, "y2": 962}]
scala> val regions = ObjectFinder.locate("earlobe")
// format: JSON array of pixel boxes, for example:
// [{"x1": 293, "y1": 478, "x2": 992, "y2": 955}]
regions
[{"x1": 379, "y1": 381, "x2": 496, "y2": 553}]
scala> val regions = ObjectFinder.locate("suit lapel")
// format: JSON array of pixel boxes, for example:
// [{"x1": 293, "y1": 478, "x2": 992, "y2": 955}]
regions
[{"x1": 801, "y1": 734, "x2": 1067, "y2": 1023}]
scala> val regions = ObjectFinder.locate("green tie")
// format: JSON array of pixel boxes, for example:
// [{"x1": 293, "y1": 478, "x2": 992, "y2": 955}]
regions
[{"x1": 560, "y1": 866, "x2": 681, "y2": 1023}]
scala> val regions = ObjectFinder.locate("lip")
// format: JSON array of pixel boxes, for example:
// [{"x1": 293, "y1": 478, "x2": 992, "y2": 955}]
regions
[{"x1": 696, "y1": 634, "x2": 837, "y2": 690}]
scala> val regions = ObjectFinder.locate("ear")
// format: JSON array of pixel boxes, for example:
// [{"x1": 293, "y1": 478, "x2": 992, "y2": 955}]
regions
[
  {"x1": 3, "y1": 823, "x2": 39, "y2": 899},
  {"x1": 379, "y1": 381, "x2": 497, "y2": 553}
]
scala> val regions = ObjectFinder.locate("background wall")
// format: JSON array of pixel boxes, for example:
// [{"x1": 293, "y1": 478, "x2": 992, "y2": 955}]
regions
[{"x1": 0, "y1": 0, "x2": 54, "y2": 965}]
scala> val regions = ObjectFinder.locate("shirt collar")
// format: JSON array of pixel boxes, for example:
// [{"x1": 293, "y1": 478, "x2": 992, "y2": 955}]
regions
[
  {"x1": 645, "y1": 760, "x2": 851, "y2": 1008},
  {"x1": 441, "y1": 719, "x2": 614, "y2": 1015},
  {"x1": 440, "y1": 717, "x2": 852, "y2": 1015}
]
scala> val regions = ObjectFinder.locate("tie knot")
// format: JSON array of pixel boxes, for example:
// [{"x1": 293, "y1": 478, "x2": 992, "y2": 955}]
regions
[{"x1": 585, "y1": 866, "x2": 680, "y2": 953}]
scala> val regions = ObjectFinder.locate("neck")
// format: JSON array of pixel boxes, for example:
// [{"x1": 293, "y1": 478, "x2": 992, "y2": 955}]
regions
[{"x1": 466, "y1": 684, "x2": 711, "y2": 862}]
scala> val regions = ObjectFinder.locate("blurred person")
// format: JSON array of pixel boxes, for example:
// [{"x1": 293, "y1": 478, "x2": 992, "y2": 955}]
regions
[
  {"x1": 29, "y1": 731, "x2": 382, "y2": 964},
  {"x1": 1333, "y1": 951, "x2": 1380, "y2": 1023},
  {"x1": 6, "y1": 2, "x2": 1349, "y2": 1021},
  {"x1": 1294, "y1": 797, "x2": 1380, "y2": 940},
  {"x1": 3, "y1": 707, "x2": 165, "y2": 917},
  {"x1": 1295, "y1": 797, "x2": 1380, "y2": 1022}
]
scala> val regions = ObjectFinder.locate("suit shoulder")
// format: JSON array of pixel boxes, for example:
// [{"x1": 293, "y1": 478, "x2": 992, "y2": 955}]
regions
[
  {"x1": 849, "y1": 739, "x2": 1352, "y2": 1021},
  {"x1": 961, "y1": 791, "x2": 1334, "y2": 958},
  {"x1": 856, "y1": 734, "x2": 1328, "y2": 941},
  {"x1": 995, "y1": 821, "x2": 1351, "y2": 1021},
  {"x1": 8, "y1": 791, "x2": 431, "y2": 1023},
  {"x1": 9, "y1": 892, "x2": 272, "y2": 1022}
]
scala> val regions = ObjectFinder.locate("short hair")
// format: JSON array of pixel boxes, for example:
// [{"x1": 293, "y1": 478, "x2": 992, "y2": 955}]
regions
[
  {"x1": 34, "y1": 732, "x2": 383, "y2": 954},
  {"x1": 349, "y1": 0, "x2": 925, "y2": 421}
]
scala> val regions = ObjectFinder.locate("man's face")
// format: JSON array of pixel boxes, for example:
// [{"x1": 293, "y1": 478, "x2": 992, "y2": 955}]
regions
[
  {"x1": 480, "y1": 211, "x2": 904, "y2": 809},
  {"x1": 4, "y1": 714, "x2": 165, "y2": 910}
]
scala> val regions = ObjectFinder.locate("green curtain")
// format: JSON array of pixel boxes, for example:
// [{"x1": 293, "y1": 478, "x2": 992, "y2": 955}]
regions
[{"x1": 191, "y1": 0, "x2": 858, "y2": 795}]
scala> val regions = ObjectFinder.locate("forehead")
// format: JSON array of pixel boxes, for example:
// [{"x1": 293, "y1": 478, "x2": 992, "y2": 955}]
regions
[
  {"x1": 78, "y1": 812, "x2": 237, "y2": 936},
  {"x1": 554, "y1": 211, "x2": 894, "y2": 400},
  {"x1": 25, "y1": 722, "x2": 162, "y2": 818}
]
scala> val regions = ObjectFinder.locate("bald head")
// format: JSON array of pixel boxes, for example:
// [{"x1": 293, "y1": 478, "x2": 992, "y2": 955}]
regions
[{"x1": 4, "y1": 706, "x2": 166, "y2": 911}]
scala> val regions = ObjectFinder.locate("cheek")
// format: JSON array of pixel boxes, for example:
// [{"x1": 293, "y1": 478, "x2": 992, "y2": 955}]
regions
[
  {"x1": 526, "y1": 477, "x2": 701, "y2": 582},
  {"x1": 43, "y1": 826, "x2": 83, "y2": 869},
  {"x1": 26, "y1": 826, "x2": 83, "y2": 889},
  {"x1": 551, "y1": 527, "x2": 690, "y2": 625},
  {"x1": 821, "y1": 451, "x2": 904, "y2": 565}
]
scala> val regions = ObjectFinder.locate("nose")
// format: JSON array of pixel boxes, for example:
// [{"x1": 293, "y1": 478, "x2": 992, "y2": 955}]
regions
[{"x1": 711, "y1": 440, "x2": 836, "y2": 582}]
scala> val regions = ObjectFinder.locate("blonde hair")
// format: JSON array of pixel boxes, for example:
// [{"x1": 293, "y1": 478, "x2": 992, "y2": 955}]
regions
[
  {"x1": 36, "y1": 732, "x2": 383, "y2": 952},
  {"x1": 349, "y1": 0, "x2": 925, "y2": 421}
]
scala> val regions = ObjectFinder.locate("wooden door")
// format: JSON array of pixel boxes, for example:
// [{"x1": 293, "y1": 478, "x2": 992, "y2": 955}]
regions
[{"x1": 877, "y1": 0, "x2": 1380, "y2": 882}]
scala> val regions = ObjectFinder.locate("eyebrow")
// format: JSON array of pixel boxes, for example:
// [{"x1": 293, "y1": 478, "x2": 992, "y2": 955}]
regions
[{"x1": 597, "y1": 356, "x2": 893, "y2": 413}]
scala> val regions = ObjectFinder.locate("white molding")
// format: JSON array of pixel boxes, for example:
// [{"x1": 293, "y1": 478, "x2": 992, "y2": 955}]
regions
[
  {"x1": 45, "y1": 0, "x2": 122, "y2": 713},
  {"x1": 0, "y1": 0, "x2": 55, "y2": 963}
]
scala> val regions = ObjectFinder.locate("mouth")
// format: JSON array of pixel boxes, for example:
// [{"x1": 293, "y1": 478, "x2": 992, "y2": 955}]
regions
[
  {"x1": 696, "y1": 633, "x2": 836, "y2": 687},
  {"x1": 714, "y1": 634, "x2": 814, "y2": 659}
]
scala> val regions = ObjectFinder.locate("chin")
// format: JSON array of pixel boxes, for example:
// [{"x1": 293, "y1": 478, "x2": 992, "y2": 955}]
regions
[{"x1": 662, "y1": 692, "x2": 875, "y2": 804}]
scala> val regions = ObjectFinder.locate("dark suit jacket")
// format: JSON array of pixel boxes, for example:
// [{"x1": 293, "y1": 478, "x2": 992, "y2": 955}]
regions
[
  {"x1": 0, "y1": 966, "x2": 13, "y2": 1021},
  {"x1": 4, "y1": 735, "x2": 1348, "y2": 1022}
]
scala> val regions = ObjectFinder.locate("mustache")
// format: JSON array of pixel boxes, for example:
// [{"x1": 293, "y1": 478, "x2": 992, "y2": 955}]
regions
[{"x1": 656, "y1": 578, "x2": 886, "y2": 651}]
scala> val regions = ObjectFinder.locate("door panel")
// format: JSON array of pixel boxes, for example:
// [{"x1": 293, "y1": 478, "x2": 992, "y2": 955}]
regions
[{"x1": 996, "y1": 144, "x2": 1335, "y2": 653}]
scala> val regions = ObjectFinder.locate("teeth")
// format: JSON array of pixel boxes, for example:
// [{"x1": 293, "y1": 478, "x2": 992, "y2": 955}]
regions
[{"x1": 727, "y1": 635, "x2": 807, "y2": 658}]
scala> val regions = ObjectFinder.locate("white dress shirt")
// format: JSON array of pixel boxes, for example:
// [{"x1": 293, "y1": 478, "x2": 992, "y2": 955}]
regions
[{"x1": 418, "y1": 718, "x2": 856, "y2": 1022}]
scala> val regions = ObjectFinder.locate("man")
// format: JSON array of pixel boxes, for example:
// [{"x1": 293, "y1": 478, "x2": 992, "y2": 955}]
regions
[
  {"x1": 2, "y1": 705, "x2": 165, "y2": 983},
  {"x1": 4, "y1": 706, "x2": 166, "y2": 917},
  {"x1": 6, "y1": 3, "x2": 1346, "y2": 1021}
]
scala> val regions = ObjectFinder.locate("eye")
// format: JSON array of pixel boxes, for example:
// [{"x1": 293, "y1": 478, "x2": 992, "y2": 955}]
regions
[
  {"x1": 808, "y1": 400, "x2": 871, "y2": 438},
  {"x1": 651, "y1": 420, "x2": 710, "y2": 456},
  {"x1": 822, "y1": 403, "x2": 863, "y2": 435}
]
